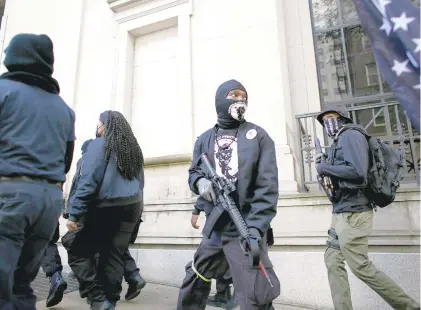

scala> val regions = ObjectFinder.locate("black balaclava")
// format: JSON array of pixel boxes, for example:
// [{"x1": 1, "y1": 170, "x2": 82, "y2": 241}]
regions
[
  {"x1": 0, "y1": 33, "x2": 60, "y2": 94},
  {"x1": 324, "y1": 117, "x2": 347, "y2": 137},
  {"x1": 96, "y1": 110, "x2": 111, "y2": 137},
  {"x1": 215, "y1": 79, "x2": 248, "y2": 129}
]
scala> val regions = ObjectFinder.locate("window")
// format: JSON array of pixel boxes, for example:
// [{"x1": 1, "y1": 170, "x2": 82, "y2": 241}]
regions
[
  {"x1": 361, "y1": 34, "x2": 370, "y2": 51},
  {"x1": 365, "y1": 63, "x2": 378, "y2": 86},
  {"x1": 372, "y1": 107, "x2": 385, "y2": 127},
  {"x1": 310, "y1": 0, "x2": 399, "y2": 103}
]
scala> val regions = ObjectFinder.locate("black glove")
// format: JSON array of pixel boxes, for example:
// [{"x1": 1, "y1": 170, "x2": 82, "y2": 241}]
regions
[
  {"x1": 197, "y1": 178, "x2": 217, "y2": 204},
  {"x1": 315, "y1": 153, "x2": 327, "y2": 164}
]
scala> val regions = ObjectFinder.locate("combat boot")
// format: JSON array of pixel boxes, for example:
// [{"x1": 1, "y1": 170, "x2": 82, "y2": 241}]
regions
[
  {"x1": 125, "y1": 273, "x2": 146, "y2": 300},
  {"x1": 207, "y1": 287, "x2": 237, "y2": 310},
  {"x1": 46, "y1": 271, "x2": 67, "y2": 307}
]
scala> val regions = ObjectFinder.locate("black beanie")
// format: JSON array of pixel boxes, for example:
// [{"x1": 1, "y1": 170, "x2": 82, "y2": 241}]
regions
[{"x1": 4, "y1": 33, "x2": 54, "y2": 76}]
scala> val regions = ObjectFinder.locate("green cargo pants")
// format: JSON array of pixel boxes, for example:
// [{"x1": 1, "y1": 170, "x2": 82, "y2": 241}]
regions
[{"x1": 324, "y1": 210, "x2": 420, "y2": 310}]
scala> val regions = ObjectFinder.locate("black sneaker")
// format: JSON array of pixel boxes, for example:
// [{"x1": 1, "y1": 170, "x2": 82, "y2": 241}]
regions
[
  {"x1": 125, "y1": 273, "x2": 146, "y2": 301},
  {"x1": 46, "y1": 271, "x2": 68, "y2": 307}
]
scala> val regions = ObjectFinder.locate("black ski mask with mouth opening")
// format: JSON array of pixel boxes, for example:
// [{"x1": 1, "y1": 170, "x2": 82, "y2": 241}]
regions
[{"x1": 215, "y1": 79, "x2": 248, "y2": 129}]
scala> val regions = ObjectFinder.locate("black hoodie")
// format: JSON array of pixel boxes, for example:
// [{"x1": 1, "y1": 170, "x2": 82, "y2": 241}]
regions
[{"x1": 0, "y1": 33, "x2": 60, "y2": 94}]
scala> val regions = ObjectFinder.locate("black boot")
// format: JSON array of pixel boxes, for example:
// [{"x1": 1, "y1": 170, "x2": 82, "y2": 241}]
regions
[
  {"x1": 125, "y1": 273, "x2": 146, "y2": 301},
  {"x1": 46, "y1": 271, "x2": 67, "y2": 307},
  {"x1": 207, "y1": 287, "x2": 236, "y2": 310},
  {"x1": 90, "y1": 300, "x2": 115, "y2": 310}
]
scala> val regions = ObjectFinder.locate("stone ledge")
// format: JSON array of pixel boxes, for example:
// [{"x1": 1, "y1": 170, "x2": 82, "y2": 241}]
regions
[
  {"x1": 144, "y1": 153, "x2": 191, "y2": 167},
  {"x1": 129, "y1": 235, "x2": 420, "y2": 247},
  {"x1": 141, "y1": 187, "x2": 420, "y2": 209}
]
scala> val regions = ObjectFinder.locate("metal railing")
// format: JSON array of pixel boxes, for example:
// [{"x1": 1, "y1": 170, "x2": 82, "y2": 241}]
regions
[{"x1": 295, "y1": 102, "x2": 420, "y2": 192}]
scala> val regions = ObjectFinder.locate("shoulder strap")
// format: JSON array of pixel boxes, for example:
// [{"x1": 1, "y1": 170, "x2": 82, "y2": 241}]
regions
[{"x1": 335, "y1": 124, "x2": 370, "y2": 141}]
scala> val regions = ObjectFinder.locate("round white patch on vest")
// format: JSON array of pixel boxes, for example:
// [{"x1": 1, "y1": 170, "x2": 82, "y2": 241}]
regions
[{"x1": 246, "y1": 129, "x2": 257, "y2": 140}]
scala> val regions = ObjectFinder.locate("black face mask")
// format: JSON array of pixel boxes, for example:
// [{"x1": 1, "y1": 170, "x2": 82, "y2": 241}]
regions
[
  {"x1": 324, "y1": 117, "x2": 346, "y2": 137},
  {"x1": 215, "y1": 80, "x2": 248, "y2": 129},
  {"x1": 228, "y1": 99, "x2": 248, "y2": 122},
  {"x1": 95, "y1": 125, "x2": 102, "y2": 138}
]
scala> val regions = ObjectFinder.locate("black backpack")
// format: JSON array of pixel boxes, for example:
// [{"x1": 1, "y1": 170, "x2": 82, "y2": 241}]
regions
[{"x1": 340, "y1": 125, "x2": 404, "y2": 208}]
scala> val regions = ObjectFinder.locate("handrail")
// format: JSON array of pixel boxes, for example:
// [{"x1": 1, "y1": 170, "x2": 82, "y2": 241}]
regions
[{"x1": 295, "y1": 102, "x2": 420, "y2": 192}]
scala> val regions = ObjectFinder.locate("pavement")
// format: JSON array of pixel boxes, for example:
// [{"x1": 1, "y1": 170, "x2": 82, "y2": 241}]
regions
[{"x1": 35, "y1": 280, "x2": 313, "y2": 310}]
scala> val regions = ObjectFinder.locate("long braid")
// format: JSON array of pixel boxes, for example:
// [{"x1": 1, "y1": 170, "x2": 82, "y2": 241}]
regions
[{"x1": 103, "y1": 111, "x2": 144, "y2": 180}]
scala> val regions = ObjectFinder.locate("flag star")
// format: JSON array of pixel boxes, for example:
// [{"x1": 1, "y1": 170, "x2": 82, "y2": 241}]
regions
[
  {"x1": 391, "y1": 12, "x2": 415, "y2": 32},
  {"x1": 391, "y1": 59, "x2": 411, "y2": 76},
  {"x1": 378, "y1": 0, "x2": 391, "y2": 16},
  {"x1": 413, "y1": 38, "x2": 420, "y2": 53},
  {"x1": 380, "y1": 18, "x2": 392, "y2": 36}
]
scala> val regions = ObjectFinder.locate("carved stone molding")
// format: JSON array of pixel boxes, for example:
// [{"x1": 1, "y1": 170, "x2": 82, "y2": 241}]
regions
[{"x1": 107, "y1": 0, "x2": 190, "y2": 17}]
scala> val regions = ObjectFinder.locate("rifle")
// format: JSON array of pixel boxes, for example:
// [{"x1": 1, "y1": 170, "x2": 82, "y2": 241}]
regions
[
  {"x1": 315, "y1": 138, "x2": 335, "y2": 201},
  {"x1": 199, "y1": 153, "x2": 274, "y2": 287}
]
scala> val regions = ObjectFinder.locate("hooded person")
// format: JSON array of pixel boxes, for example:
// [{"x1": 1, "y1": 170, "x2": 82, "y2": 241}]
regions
[
  {"x1": 0, "y1": 33, "x2": 75, "y2": 310},
  {"x1": 176, "y1": 79, "x2": 281, "y2": 310},
  {"x1": 315, "y1": 106, "x2": 420, "y2": 310}
]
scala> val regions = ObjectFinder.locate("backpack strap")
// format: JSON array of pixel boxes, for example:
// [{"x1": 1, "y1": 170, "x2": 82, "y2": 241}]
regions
[{"x1": 335, "y1": 124, "x2": 370, "y2": 141}]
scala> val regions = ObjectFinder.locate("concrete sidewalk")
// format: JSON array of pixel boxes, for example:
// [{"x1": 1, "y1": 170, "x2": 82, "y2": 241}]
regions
[{"x1": 35, "y1": 282, "x2": 314, "y2": 310}]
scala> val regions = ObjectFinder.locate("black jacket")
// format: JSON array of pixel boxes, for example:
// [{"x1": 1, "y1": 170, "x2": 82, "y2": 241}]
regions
[
  {"x1": 189, "y1": 122, "x2": 278, "y2": 235},
  {"x1": 317, "y1": 124, "x2": 371, "y2": 213},
  {"x1": 67, "y1": 137, "x2": 144, "y2": 221}
]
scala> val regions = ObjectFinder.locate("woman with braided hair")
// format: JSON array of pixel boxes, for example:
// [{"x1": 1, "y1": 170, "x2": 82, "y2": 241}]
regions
[{"x1": 65, "y1": 110, "x2": 145, "y2": 310}]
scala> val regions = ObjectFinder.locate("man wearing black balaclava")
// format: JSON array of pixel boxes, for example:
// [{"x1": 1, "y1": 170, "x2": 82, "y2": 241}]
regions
[
  {"x1": 315, "y1": 106, "x2": 420, "y2": 310},
  {"x1": 0, "y1": 33, "x2": 76, "y2": 309},
  {"x1": 176, "y1": 79, "x2": 281, "y2": 310}
]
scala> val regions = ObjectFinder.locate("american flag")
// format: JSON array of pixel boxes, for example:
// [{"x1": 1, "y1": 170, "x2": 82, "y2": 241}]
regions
[{"x1": 353, "y1": 0, "x2": 420, "y2": 132}]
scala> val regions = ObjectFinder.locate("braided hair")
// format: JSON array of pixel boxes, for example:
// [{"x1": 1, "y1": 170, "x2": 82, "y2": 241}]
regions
[{"x1": 103, "y1": 111, "x2": 144, "y2": 180}]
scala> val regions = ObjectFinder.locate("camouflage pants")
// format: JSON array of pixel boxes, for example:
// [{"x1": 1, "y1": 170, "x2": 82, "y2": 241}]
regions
[{"x1": 325, "y1": 210, "x2": 420, "y2": 310}]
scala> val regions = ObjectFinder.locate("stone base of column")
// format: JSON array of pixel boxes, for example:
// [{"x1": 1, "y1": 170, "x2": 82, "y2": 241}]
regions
[{"x1": 275, "y1": 144, "x2": 299, "y2": 194}]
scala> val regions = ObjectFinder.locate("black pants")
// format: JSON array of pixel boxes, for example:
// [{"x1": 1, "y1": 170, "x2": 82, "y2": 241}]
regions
[
  {"x1": 216, "y1": 269, "x2": 232, "y2": 293},
  {"x1": 176, "y1": 231, "x2": 281, "y2": 310},
  {"x1": 93, "y1": 249, "x2": 139, "y2": 283},
  {"x1": 67, "y1": 202, "x2": 141, "y2": 304},
  {"x1": 0, "y1": 180, "x2": 63, "y2": 310},
  {"x1": 123, "y1": 249, "x2": 139, "y2": 282},
  {"x1": 41, "y1": 223, "x2": 63, "y2": 277}
]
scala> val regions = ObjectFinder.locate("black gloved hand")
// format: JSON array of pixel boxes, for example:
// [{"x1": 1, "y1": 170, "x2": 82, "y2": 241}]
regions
[
  {"x1": 197, "y1": 178, "x2": 217, "y2": 204},
  {"x1": 315, "y1": 153, "x2": 327, "y2": 164}
]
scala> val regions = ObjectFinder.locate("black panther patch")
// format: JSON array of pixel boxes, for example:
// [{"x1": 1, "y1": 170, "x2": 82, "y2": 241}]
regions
[{"x1": 214, "y1": 128, "x2": 238, "y2": 183}]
